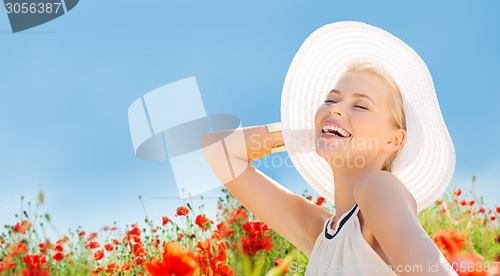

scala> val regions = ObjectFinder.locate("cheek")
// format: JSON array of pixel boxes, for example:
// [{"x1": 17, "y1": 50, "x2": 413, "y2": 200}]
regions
[
  {"x1": 350, "y1": 113, "x2": 372, "y2": 130},
  {"x1": 314, "y1": 106, "x2": 327, "y2": 125},
  {"x1": 351, "y1": 114, "x2": 385, "y2": 138}
]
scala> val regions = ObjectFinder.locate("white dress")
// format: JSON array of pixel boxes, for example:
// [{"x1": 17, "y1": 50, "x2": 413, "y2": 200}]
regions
[{"x1": 304, "y1": 203, "x2": 459, "y2": 275}]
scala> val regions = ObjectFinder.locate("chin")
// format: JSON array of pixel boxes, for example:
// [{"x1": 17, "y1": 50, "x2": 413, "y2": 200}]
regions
[
  {"x1": 316, "y1": 145, "x2": 367, "y2": 169},
  {"x1": 315, "y1": 144, "x2": 343, "y2": 159}
]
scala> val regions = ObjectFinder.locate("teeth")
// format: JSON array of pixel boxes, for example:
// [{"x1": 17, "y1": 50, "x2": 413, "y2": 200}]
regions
[{"x1": 322, "y1": 125, "x2": 351, "y2": 137}]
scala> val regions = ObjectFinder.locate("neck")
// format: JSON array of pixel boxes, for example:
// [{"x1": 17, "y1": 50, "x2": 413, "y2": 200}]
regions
[{"x1": 330, "y1": 159, "x2": 384, "y2": 219}]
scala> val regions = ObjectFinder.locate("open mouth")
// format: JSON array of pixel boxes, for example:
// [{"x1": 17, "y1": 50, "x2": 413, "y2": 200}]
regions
[{"x1": 321, "y1": 125, "x2": 352, "y2": 138}]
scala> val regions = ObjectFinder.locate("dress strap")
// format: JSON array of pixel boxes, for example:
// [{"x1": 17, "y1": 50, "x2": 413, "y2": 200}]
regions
[{"x1": 325, "y1": 203, "x2": 358, "y2": 240}]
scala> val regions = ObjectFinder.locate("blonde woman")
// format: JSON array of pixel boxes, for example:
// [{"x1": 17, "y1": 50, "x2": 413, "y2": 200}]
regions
[{"x1": 201, "y1": 21, "x2": 458, "y2": 275}]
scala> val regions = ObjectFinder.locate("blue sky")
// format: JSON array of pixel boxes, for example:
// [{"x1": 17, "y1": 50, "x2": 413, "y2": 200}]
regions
[{"x1": 0, "y1": 1, "x2": 499, "y2": 240}]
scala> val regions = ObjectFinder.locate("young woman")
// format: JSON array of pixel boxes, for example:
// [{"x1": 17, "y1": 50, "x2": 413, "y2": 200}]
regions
[{"x1": 201, "y1": 21, "x2": 458, "y2": 275}]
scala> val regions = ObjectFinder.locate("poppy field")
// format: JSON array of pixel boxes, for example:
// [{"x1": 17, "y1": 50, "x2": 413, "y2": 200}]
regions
[{"x1": 1, "y1": 176, "x2": 499, "y2": 275}]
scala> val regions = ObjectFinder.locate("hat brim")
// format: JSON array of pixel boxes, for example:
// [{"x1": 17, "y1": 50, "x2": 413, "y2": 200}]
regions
[{"x1": 281, "y1": 21, "x2": 455, "y2": 212}]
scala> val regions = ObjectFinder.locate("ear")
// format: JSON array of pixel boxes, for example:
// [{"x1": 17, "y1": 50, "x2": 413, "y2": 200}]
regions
[{"x1": 383, "y1": 128, "x2": 406, "y2": 153}]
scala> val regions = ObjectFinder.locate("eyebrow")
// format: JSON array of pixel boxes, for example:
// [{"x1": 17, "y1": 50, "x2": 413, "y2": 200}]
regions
[{"x1": 328, "y1": 89, "x2": 376, "y2": 106}]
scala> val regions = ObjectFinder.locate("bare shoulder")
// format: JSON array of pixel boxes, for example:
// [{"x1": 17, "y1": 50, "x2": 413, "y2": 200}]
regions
[
  {"x1": 353, "y1": 171, "x2": 455, "y2": 273},
  {"x1": 353, "y1": 171, "x2": 418, "y2": 219}
]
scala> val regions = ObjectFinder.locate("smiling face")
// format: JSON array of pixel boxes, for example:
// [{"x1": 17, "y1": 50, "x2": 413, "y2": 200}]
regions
[{"x1": 314, "y1": 70, "x2": 406, "y2": 170}]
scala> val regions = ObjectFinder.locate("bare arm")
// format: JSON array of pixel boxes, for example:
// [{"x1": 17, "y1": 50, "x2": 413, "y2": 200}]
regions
[
  {"x1": 201, "y1": 124, "x2": 330, "y2": 256},
  {"x1": 353, "y1": 171, "x2": 459, "y2": 275}
]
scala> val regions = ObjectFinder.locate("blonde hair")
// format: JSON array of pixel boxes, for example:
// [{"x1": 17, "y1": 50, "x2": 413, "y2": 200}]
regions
[{"x1": 340, "y1": 60, "x2": 407, "y2": 173}]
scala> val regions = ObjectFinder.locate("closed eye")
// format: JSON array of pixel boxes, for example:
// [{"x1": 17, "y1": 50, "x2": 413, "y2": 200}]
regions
[
  {"x1": 323, "y1": 100, "x2": 337, "y2": 103},
  {"x1": 355, "y1": 105, "x2": 368, "y2": 110},
  {"x1": 324, "y1": 100, "x2": 368, "y2": 110}
]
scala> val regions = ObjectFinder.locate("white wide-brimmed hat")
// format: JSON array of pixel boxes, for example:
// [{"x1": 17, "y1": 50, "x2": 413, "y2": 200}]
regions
[{"x1": 280, "y1": 21, "x2": 455, "y2": 212}]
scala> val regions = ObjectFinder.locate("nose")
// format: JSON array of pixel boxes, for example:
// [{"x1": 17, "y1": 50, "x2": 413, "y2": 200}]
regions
[{"x1": 327, "y1": 103, "x2": 345, "y2": 117}]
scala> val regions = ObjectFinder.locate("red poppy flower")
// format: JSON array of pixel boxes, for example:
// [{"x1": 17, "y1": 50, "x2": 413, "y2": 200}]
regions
[
  {"x1": 465, "y1": 209, "x2": 471, "y2": 214},
  {"x1": 128, "y1": 226, "x2": 141, "y2": 237},
  {"x1": 132, "y1": 235, "x2": 142, "y2": 243},
  {"x1": 218, "y1": 240, "x2": 230, "y2": 252},
  {"x1": 195, "y1": 238, "x2": 232, "y2": 276},
  {"x1": 162, "y1": 216, "x2": 169, "y2": 226},
  {"x1": 11, "y1": 243, "x2": 28, "y2": 257},
  {"x1": 491, "y1": 216, "x2": 497, "y2": 221},
  {"x1": 104, "y1": 243, "x2": 114, "y2": 252},
  {"x1": 93, "y1": 249, "x2": 105, "y2": 261},
  {"x1": 274, "y1": 257, "x2": 289, "y2": 274},
  {"x1": 85, "y1": 241, "x2": 100, "y2": 249},
  {"x1": 436, "y1": 200, "x2": 442, "y2": 206},
  {"x1": 497, "y1": 207, "x2": 500, "y2": 214},
  {"x1": 112, "y1": 239, "x2": 120, "y2": 245},
  {"x1": 212, "y1": 222, "x2": 234, "y2": 241},
  {"x1": 87, "y1": 232, "x2": 98, "y2": 241},
  {"x1": 228, "y1": 209, "x2": 248, "y2": 224},
  {"x1": 240, "y1": 221, "x2": 274, "y2": 257},
  {"x1": 176, "y1": 206, "x2": 189, "y2": 216},
  {"x1": 125, "y1": 225, "x2": 142, "y2": 247},
  {"x1": 106, "y1": 263, "x2": 119, "y2": 274},
  {"x1": 195, "y1": 215, "x2": 213, "y2": 232},
  {"x1": 55, "y1": 244, "x2": 63, "y2": 252},
  {"x1": 242, "y1": 221, "x2": 270, "y2": 233},
  {"x1": 432, "y1": 228, "x2": 466, "y2": 255},
  {"x1": 93, "y1": 266, "x2": 104, "y2": 274},
  {"x1": 78, "y1": 231, "x2": 86, "y2": 237},
  {"x1": 315, "y1": 197, "x2": 326, "y2": 206},
  {"x1": 468, "y1": 200, "x2": 475, "y2": 206},
  {"x1": 121, "y1": 262, "x2": 132, "y2": 272},
  {"x1": 39, "y1": 243, "x2": 48, "y2": 255},
  {"x1": 240, "y1": 234, "x2": 274, "y2": 257},
  {"x1": 56, "y1": 236, "x2": 69, "y2": 244},
  {"x1": 23, "y1": 254, "x2": 47, "y2": 267},
  {"x1": 453, "y1": 189, "x2": 462, "y2": 197},
  {"x1": 213, "y1": 264, "x2": 234, "y2": 276},
  {"x1": 305, "y1": 195, "x2": 313, "y2": 201},
  {"x1": 142, "y1": 241, "x2": 200, "y2": 276},
  {"x1": 0, "y1": 258, "x2": 15, "y2": 271},
  {"x1": 479, "y1": 207, "x2": 485, "y2": 213},
  {"x1": 13, "y1": 220, "x2": 32, "y2": 234},
  {"x1": 53, "y1": 252, "x2": 64, "y2": 261},
  {"x1": 196, "y1": 239, "x2": 210, "y2": 250},
  {"x1": 134, "y1": 256, "x2": 143, "y2": 266},
  {"x1": 132, "y1": 243, "x2": 148, "y2": 258},
  {"x1": 459, "y1": 200, "x2": 467, "y2": 206}
]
